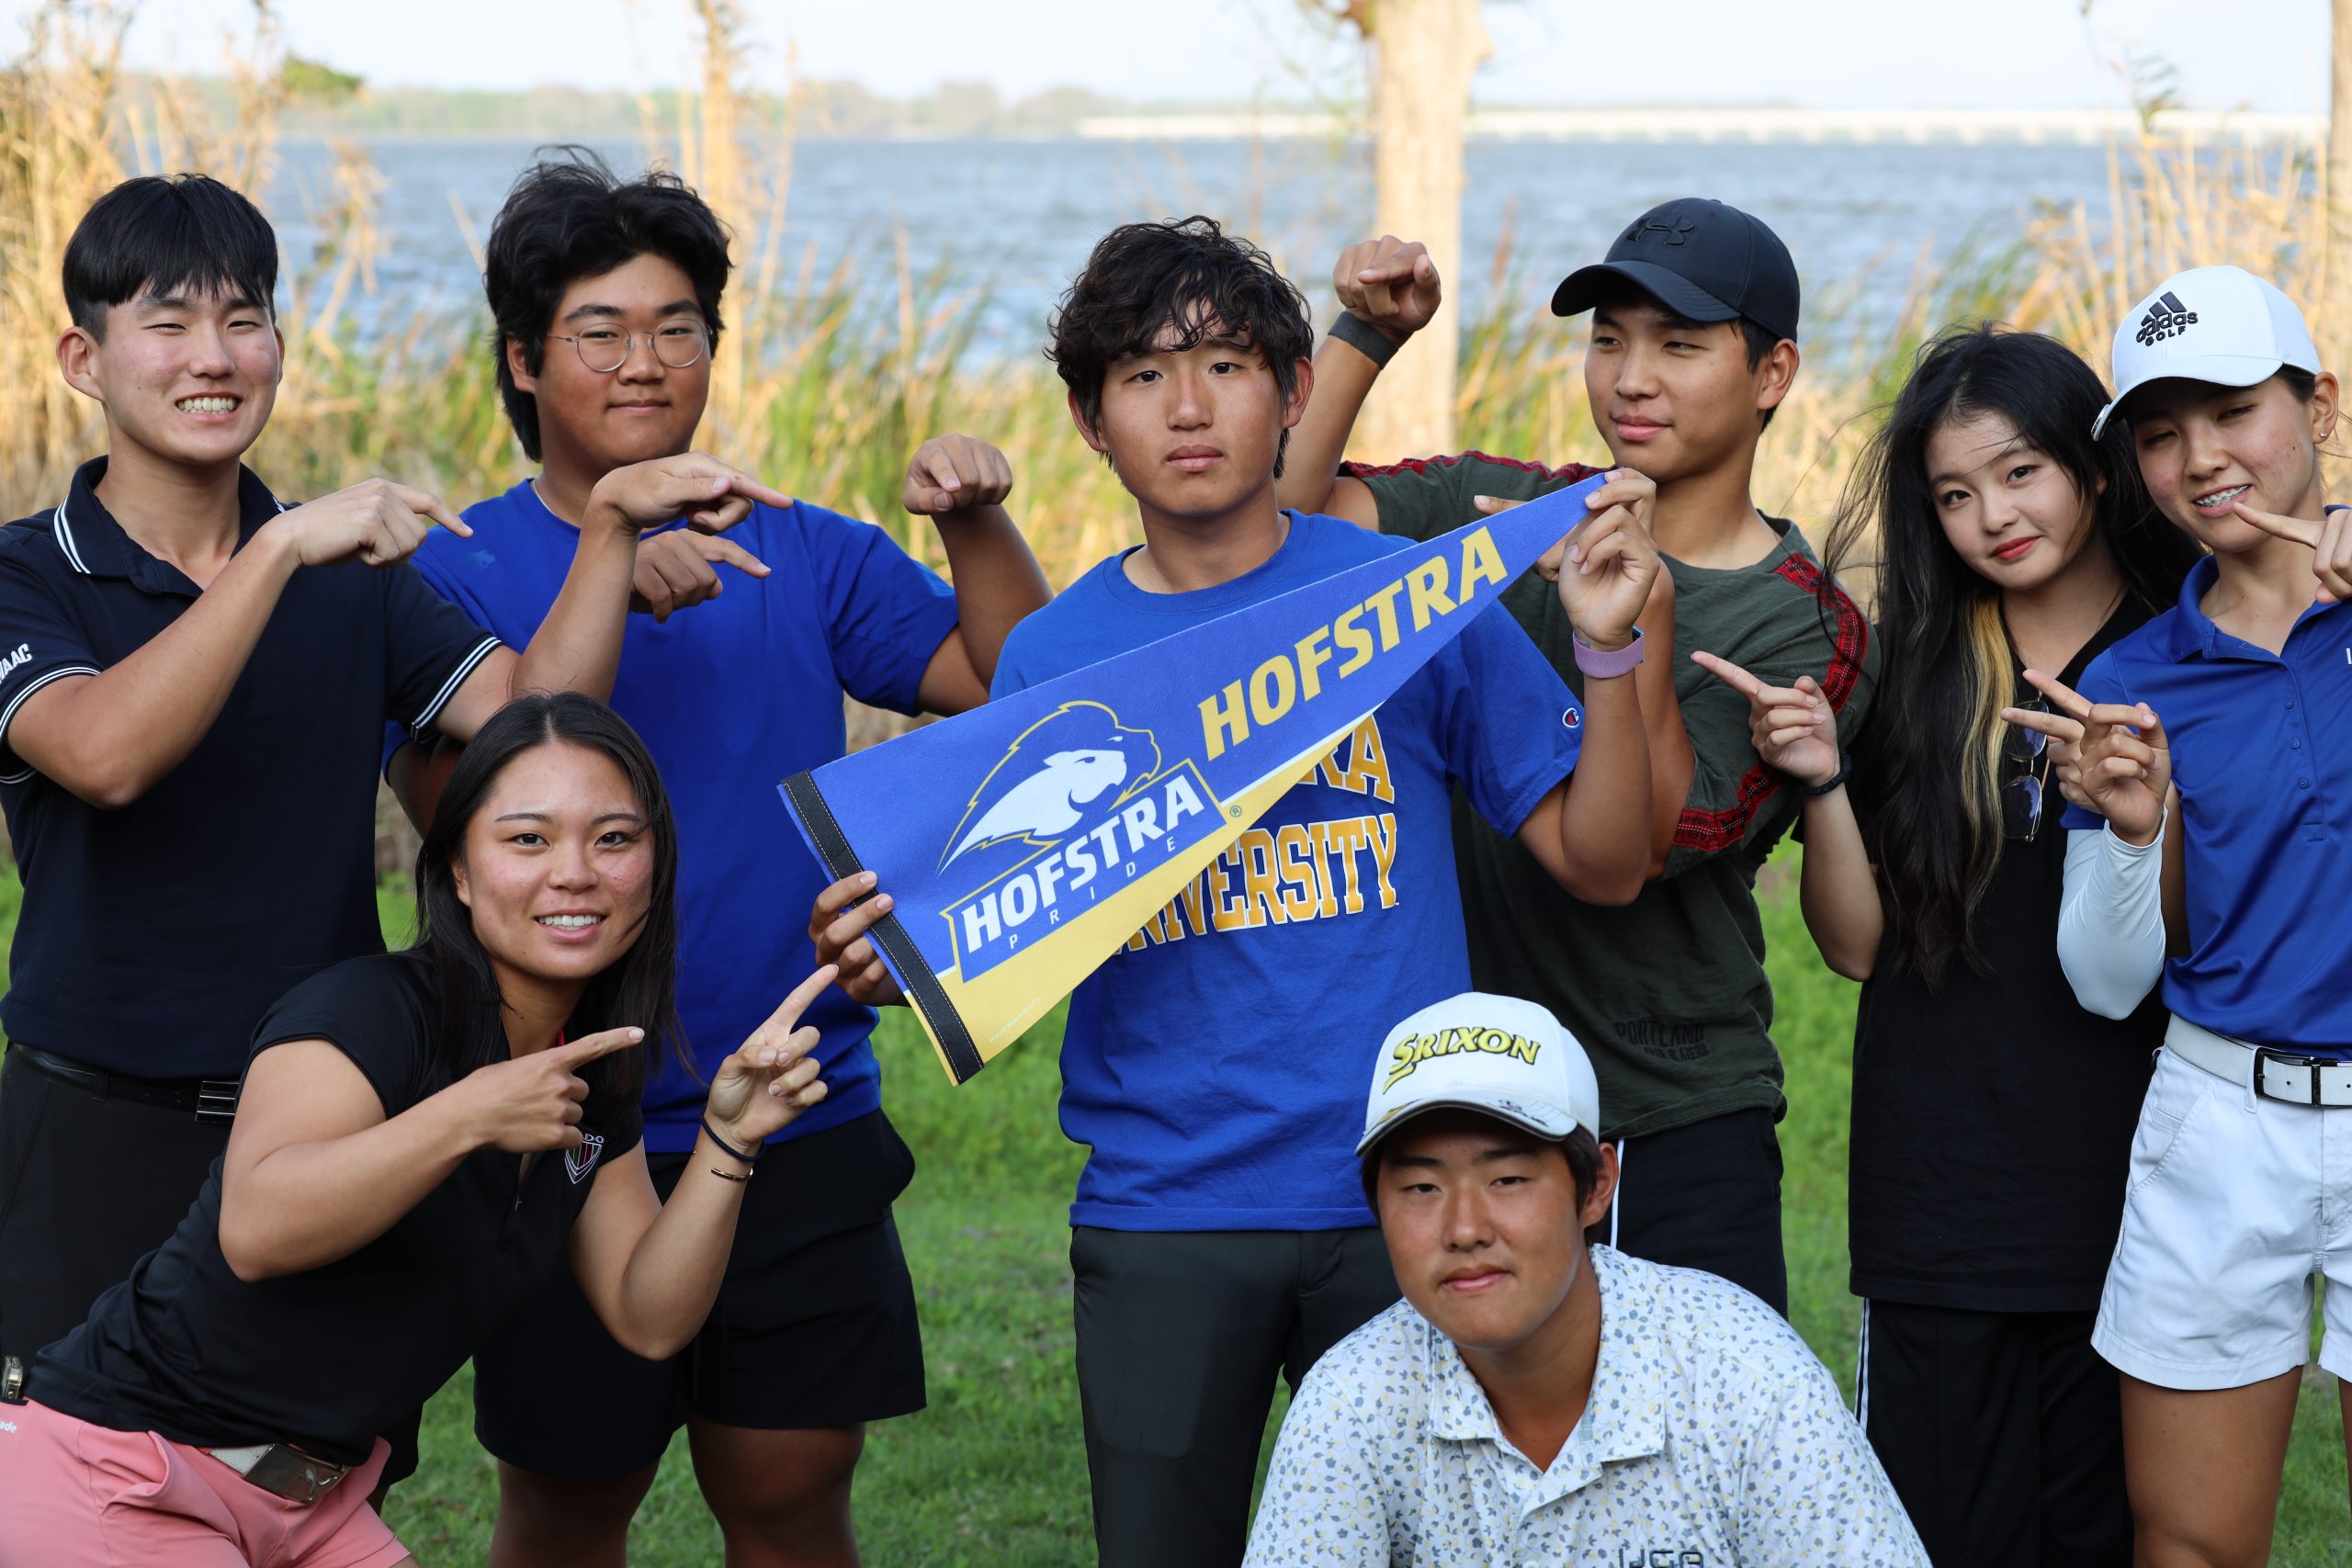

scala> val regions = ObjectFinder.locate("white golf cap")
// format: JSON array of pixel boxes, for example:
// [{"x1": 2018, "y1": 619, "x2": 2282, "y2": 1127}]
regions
[
  {"x1": 1355, "y1": 992, "x2": 1600, "y2": 1157},
  {"x1": 2094, "y1": 265, "x2": 2322, "y2": 438}
]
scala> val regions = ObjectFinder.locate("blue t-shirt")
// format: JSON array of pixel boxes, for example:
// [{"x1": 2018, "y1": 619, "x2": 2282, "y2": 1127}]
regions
[
  {"x1": 992, "y1": 513, "x2": 1584, "y2": 1230},
  {"x1": 2062, "y1": 557, "x2": 2352, "y2": 1050},
  {"x1": 392, "y1": 481, "x2": 959, "y2": 1149}
]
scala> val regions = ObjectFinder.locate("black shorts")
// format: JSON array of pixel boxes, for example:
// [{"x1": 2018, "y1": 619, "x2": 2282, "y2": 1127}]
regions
[
  {"x1": 471, "y1": 1108, "x2": 926, "y2": 1480},
  {"x1": 1860, "y1": 1301, "x2": 2131, "y2": 1566},
  {"x1": 1599, "y1": 1105, "x2": 1787, "y2": 1314}
]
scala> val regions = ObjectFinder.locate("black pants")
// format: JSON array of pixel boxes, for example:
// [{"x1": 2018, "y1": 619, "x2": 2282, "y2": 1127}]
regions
[
  {"x1": 1600, "y1": 1106, "x2": 1787, "y2": 1314},
  {"x1": 0, "y1": 1045, "x2": 230, "y2": 1364},
  {"x1": 1070, "y1": 1226, "x2": 1398, "y2": 1568},
  {"x1": 1860, "y1": 1300, "x2": 2132, "y2": 1567}
]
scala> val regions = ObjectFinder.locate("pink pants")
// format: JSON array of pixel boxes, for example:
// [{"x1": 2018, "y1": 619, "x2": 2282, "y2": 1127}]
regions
[{"x1": 0, "y1": 1398, "x2": 405, "y2": 1568}]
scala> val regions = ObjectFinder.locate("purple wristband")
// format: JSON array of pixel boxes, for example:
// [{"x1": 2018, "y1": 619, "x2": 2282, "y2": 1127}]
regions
[{"x1": 1571, "y1": 626, "x2": 1645, "y2": 680}]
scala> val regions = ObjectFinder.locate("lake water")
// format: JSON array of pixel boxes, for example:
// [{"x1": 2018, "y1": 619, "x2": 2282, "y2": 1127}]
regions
[{"x1": 264, "y1": 135, "x2": 2123, "y2": 358}]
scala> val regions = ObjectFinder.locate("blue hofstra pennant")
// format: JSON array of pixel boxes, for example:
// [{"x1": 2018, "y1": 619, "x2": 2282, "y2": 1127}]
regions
[{"x1": 781, "y1": 478, "x2": 1607, "y2": 1083}]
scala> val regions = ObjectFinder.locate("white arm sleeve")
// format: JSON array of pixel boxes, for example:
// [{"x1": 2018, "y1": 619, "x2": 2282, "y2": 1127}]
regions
[{"x1": 2056, "y1": 818, "x2": 2168, "y2": 1020}]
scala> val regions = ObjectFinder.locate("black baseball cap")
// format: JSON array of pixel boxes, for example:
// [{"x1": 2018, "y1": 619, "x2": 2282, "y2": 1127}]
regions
[{"x1": 1551, "y1": 197, "x2": 1800, "y2": 345}]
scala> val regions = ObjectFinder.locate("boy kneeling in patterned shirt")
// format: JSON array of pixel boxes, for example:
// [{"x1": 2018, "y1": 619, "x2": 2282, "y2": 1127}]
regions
[{"x1": 1245, "y1": 994, "x2": 1928, "y2": 1567}]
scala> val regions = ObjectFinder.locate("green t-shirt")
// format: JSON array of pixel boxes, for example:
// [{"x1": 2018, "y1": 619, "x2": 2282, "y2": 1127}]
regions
[{"x1": 1346, "y1": 452, "x2": 1880, "y2": 1140}]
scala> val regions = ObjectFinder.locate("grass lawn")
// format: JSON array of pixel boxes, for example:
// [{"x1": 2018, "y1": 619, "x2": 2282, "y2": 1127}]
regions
[{"x1": 4, "y1": 863, "x2": 2345, "y2": 1560}]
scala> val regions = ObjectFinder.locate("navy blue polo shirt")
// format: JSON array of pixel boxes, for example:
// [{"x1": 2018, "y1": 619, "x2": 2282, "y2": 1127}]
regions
[
  {"x1": 0, "y1": 459, "x2": 502, "y2": 1077},
  {"x1": 2063, "y1": 556, "x2": 2352, "y2": 1050},
  {"x1": 390, "y1": 479, "x2": 957, "y2": 1153}
]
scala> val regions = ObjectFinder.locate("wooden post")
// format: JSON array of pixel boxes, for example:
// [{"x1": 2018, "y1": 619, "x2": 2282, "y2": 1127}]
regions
[{"x1": 1352, "y1": 0, "x2": 1490, "y2": 460}]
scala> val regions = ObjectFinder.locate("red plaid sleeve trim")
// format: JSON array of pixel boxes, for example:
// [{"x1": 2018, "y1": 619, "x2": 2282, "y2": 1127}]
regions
[{"x1": 1673, "y1": 554, "x2": 1871, "y2": 854}]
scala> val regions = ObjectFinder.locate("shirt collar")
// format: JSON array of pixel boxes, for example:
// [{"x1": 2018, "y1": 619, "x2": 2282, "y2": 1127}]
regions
[
  {"x1": 1424, "y1": 1245, "x2": 1668, "y2": 1482},
  {"x1": 2163, "y1": 552, "x2": 2352, "y2": 661},
  {"x1": 57, "y1": 457, "x2": 287, "y2": 589},
  {"x1": 2164, "y1": 555, "x2": 2225, "y2": 660}
]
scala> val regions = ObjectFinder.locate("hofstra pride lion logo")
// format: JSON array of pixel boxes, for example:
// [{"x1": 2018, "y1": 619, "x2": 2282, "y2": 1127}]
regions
[
  {"x1": 940, "y1": 703, "x2": 1163, "y2": 869},
  {"x1": 940, "y1": 703, "x2": 1217, "y2": 977}
]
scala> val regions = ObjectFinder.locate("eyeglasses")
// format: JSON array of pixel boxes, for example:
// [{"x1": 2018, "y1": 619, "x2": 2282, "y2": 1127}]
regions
[
  {"x1": 547, "y1": 319, "x2": 709, "y2": 374},
  {"x1": 2004, "y1": 696, "x2": 2052, "y2": 841}
]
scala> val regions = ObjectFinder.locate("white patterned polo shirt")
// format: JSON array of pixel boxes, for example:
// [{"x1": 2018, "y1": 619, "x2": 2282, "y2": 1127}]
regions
[{"x1": 1245, "y1": 1246, "x2": 1928, "y2": 1567}]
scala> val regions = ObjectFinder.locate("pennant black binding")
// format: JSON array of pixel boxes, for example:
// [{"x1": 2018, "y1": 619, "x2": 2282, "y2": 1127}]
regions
[{"x1": 780, "y1": 771, "x2": 987, "y2": 1083}]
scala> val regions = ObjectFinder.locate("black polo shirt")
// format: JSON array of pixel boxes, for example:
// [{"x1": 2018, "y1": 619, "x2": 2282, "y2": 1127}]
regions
[
  {"x1": 31, "y1": 952, "x2": 644, "y2": 1464},
  {"x1": 0, "y1": 459, "x2": 501, "y2": 1078}
]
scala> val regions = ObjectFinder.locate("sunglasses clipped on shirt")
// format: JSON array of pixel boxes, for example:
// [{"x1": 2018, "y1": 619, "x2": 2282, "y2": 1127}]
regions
[{"x1": 2004, "y1": 696, "x2": 2052, "y2": 841}]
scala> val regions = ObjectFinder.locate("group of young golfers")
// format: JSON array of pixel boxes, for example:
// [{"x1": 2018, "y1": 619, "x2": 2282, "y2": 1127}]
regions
[{"x1": 0, "y1": 151, "x2": 2341, "y2": 1568}]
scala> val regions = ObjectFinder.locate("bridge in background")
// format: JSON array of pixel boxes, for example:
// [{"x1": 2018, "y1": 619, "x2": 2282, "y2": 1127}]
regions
[{"x1": 1074, "y1": 107, "x2": 2322, "y2": 146}]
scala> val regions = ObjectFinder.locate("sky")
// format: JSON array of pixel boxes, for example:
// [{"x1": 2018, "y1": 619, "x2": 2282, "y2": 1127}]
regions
[{"x1": 1, "y1": 0, "x2": 2331, "y2": 112}]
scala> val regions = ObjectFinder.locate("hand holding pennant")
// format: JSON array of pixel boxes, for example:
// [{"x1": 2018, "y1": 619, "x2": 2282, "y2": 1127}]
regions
[{"x1": 779, "y1": 474, "x2": 1613, "y2": 1084}]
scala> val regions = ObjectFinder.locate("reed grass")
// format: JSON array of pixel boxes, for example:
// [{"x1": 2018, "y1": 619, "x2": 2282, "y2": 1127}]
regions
[
  {"x1": 6, "y1": 0, "x2": 2330, "y2": 591},
  {"x1": 5, "y1": 6, "x2": 2350, "y2": 1556}
]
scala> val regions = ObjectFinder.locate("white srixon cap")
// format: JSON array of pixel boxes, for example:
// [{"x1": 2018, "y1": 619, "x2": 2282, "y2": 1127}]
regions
[
  {"x1": 1355, "y1": 992, "x2": 1600, "y2": 1156},
  {"x1": 2095, "y1": 265, "x2": 2322, "y2": 438}
]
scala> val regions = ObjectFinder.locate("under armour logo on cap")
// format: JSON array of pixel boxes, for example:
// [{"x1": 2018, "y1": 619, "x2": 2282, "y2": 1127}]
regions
[
  {"x1": 2135, "y1": 290, "x2": 2199, "y2": 346},
  {"x1": 1625, "y1": 219, "x2": 1697, "y2": 247}
]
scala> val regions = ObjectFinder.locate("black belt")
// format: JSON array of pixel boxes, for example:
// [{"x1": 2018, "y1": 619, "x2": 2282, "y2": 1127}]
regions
[{"x1": 6, "y1": 1043, "x2": 240, "y2": 1123}]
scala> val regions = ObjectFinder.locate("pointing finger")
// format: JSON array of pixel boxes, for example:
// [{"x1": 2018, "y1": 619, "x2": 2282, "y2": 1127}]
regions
[
  {"x1": 1999, "y1": 705, "x2": 2084, "y2": 744},
  {"x1": 1689, "y1": 649, "x2": 1766, "y2": 700},
  {"x1": 700, "y1": 536, "x2": 771, "y2": 577},
  {"x1": 2019, "y1": 668, "x2": 2095, "y2": 721},
  {"x1": 558, "y1": 1025, "x2": 647, "y2": 1065},
  {"x1": 2231, "y1": 500, "x2": 2321, "y2": 547},
  {"x1": 755, "y1": 964, "x2": 842, "y2": 1041}
]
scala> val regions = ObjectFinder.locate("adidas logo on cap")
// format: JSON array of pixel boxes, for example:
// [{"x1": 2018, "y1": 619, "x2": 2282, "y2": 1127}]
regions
[{"x1": 2136, "y1": 290, "x2": 2199, "y2": 346}]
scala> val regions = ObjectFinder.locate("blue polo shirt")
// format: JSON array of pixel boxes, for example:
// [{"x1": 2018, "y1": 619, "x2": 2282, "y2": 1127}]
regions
[
  {"x1": 393, "y1": 480, "x2": 958, "y2": 1152},
  {"x1": 0, "y1": 459, "x2": 503, "y2": 1078},
  {"x1": 2063, "y1": 556, "x2": 2352, "y2": 1050}
]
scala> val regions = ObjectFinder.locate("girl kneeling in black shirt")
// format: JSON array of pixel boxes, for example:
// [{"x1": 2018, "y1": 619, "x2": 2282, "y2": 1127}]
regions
[{"x1": 0, "y1": 693, "x2": 836, "y2": 1568}]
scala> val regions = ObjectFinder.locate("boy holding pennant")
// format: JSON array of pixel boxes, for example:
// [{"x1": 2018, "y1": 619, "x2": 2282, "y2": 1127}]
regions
[
  {"x1": 384, "y1": 155, "x2": 1047, "y2": 1568},
  {"x1": 1277, "y1": 201, "x2": 1879, "y2": 1314},
  {"x1": 808, "y1": 216, "x2": 1657, "y2": 1567}
]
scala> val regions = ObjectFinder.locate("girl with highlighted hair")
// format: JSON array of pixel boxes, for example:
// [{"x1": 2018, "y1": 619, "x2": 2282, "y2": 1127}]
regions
[{"x1": 1696, "y1": 323, "x2": 2198, "y2": 1565}]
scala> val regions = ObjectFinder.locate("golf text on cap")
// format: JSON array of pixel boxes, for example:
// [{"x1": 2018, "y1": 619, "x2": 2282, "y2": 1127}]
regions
[
  {"x1": 1385, "y1": 1025, "x2": 1544, "y2": 1090},
  {"x1": 2137, "y1": 289, "x2": 2199, "y2": 346}
]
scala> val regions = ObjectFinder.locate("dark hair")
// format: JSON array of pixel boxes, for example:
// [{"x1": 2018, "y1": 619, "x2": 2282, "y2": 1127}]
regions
[
  {"x1": 413, "y1": 694, "x2": 686, "y2": 1113},
  {"x1": 62, "y1": 174, "x2": 277, "y2": 337},
  {"x1": 1581, "y1": 274, "x2": 1785, "y2": 427},
  {"x1": 1826, "y1": 325, "x2": 2201, "y2": 984},
  {"x1": 1363, "y1": 1122, "x2": 1607, "y2": 1242},
  {"x1": 1046, "y1": 216, "x2": 1314, "y2": 477},
  {"x1": 483, "y1": 149, "x2": 732, "y2": 461}
]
